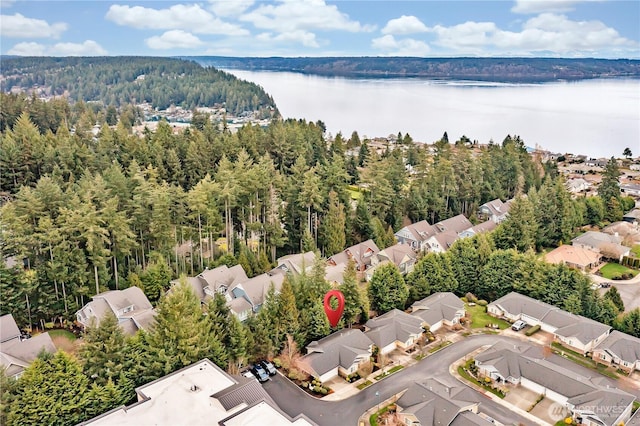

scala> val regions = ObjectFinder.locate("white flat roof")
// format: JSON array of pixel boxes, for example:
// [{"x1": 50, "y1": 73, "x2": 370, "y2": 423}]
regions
[{"x1": 87, "y1": 360, "x2": 237, "y2": 425}]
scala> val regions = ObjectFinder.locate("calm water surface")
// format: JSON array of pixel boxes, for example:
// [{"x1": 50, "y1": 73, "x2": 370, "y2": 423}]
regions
[{"x1": 225, "y1": 69, "x2": 640, "y2": 158}]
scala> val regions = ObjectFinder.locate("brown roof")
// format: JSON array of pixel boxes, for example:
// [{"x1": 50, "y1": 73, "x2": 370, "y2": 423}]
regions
[{"x1": 545, "y1": 245, "x2": 601, "y2": 268}]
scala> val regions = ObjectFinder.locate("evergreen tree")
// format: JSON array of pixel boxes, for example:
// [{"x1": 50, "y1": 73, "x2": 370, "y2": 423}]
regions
[
  {"x1": 598, "y1": 157, "x2": 621, "y2": 209},
  {"x1": 368, "y1": 263, "x2": 408, "y2": 313},
  {"x1": 320, "y1": 191, "x2": 346, "y2": 256},
  {"x1": 8, "y1": 351, "x2": 91, "y2": 425},
  {"x1": 340, "y1": 259, "x2": 369, "y2": 326},
  {"x1": 78, "y1": 312, "x2": 126, "y2": 386},
  {"x1": 493, "y1": 195, "x2": 537, "y2": 252},
  {"x1": 615, "y1": 308, "x2": 640, "y2": 338},
  {"x1": 603, "y1": 286, "x2": 624, "y2": 313}
]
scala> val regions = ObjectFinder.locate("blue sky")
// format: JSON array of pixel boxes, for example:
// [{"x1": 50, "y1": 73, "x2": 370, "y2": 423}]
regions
[{"x1": 1, "y1": 0, "x2": 639, "y2": 58}]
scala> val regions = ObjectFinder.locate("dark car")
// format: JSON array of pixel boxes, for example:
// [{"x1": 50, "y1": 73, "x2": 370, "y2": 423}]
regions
[
  {"x1": 260, "y1": 360, "x2": 277, "y2": 376},
  {"x1": 251, "y1": 364, "x2": 269, "y2": 382}
]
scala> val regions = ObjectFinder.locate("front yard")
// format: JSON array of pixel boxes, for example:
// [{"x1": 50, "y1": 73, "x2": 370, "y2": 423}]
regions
[
  {"x1": 599, "y1": 262, "x2": 638, "y2": 280},
  {"x1": 465, "y1": 304, "x2": 511, "y2": 330}
]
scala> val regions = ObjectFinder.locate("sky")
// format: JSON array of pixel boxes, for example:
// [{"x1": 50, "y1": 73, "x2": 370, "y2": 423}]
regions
[{"x1": 1, "y1": 0, "x2": 639, "y2": 58}]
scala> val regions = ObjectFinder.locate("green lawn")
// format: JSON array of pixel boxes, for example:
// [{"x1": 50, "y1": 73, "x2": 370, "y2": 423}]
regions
[
  {"x1": 599, "y1": 262, "x2": 638, "y2": 280},
  {"x1": 631, "y1": 245, "x2": 640, "y2": 258},
  {"x1": 466, "y1": 304, "x2": 510, "y2": 329},
  {"x1": 48, "y1": 329, "x2": 77, "y2": 340}
]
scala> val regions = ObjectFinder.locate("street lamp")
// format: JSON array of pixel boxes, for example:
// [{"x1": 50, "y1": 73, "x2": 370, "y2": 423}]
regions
[{"x1": 375, "y1": 390, "x2": 380, "y2": 412}]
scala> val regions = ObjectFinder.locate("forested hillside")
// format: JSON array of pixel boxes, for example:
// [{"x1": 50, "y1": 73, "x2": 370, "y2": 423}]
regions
[
  {"x1": 3, "y1": 95, "x2": 640, "y2": 425},
  {"x1": 0, "y1": 56, "x2": 277, "y2": 114},
  {"x1": 191, "y1": 56, "x2": 640, "y2": 82}
]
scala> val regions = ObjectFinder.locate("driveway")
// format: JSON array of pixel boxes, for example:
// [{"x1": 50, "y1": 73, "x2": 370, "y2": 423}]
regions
[{"x1": 263, "y1": 335, "x2": 538, "y2": 426}]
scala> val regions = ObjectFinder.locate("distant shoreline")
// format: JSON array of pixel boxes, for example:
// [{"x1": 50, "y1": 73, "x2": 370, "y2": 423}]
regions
[{"x1": 185, "y1": 56, "x2": 640, "y2": 84}]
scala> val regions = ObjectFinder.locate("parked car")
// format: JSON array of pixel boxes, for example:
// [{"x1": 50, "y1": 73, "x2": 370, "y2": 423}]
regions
[
  {"x1": 241, "y1": 370, "x2": 255, "y2": 380},
  {"x1": 260, "y1": 360, "x2": 277, "y2": 376},
  {"x1": 511, "y1": 320, "x2": 527, "y2": 331},
  {"x1": 600, "y1": 282, "x2": 611, "y2": 288},
  {"x1": 250, "y1": 364, "x2": 269, "y2": 383}
]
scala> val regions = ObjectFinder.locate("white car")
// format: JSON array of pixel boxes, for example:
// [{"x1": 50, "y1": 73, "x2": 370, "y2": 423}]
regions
[{"x1": 511, "y1": 320, "x2": 526, "y2": 331}]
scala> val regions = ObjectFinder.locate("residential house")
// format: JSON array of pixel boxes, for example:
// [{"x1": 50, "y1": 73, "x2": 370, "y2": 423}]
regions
[
  {"x1": 458, "y1": 220, "x2": 497, "y2": 239},
  {"x1": 395, "y1": 378, "x2": 488, "y2": 426},
  {"x1": 572, "y1": 231, "x2": 631, "y2": 262},
  {"x1": 621, "y1": 182, "x2": 640, "y2": 197},
  {"x1": 327, "y1": 240, "x2": 379, "y2": 272},
  {"x1": 433, "y1": 214, "x2": 473, "y2": 234},
  {"x1": 324, "y1": 262, "x2": 347, "y2": 285},
  {"x1": 425, "y1": 230, "x2": 460, "y2": 254},
  {"x1": 196, "y1": 264, "x2": 249, "y2": 301},
  {"x1": 0, "y1": 314, "x2": 57, "y2": 378},
  {"x1": 592, "y1": 331, "x2": 640, "y2": 373},
  {"x1": 478, "y1": 199, "x2": 511, "y2": 223},
  {"x1": 630, "y1": 163, "x2": 640, "y2": 171},
  {"x1": 364, "y1": 309, "x2": 424, "y2": 355},
  {"x1": 623, "y1": 208, "x2": 640, "y2": 225},
  {"x1": 475, "y1": 342, "x2": 635, "y2": 426},
  {"x1": 365, "y1": 243, "x2": 417, "y2": 281},
  {"x1": 410, "y1": 292, "x2": 466, "y2": 332},
  {"x1": 394, "y1": 220, "x2": 438, "y2": 252},
  {"x1": 299, "y1": 329, "x2": 374, "y2": 383},
  {"x1": 272, "y1": 252, "x2": 317, "y2": 276},
  {"x1": 584, "y1": 158, "x2": 608, "y2": 168},
  {"x1": 488, "y1": 292, "x2": 611, "y2": 354},
  {"x1": 566, "y1": 178, "x2": 590, "y2": 195},
  {"x1": 80, "y1": 359, "x2": 315, "y2": 426},
  {"x1": 544, "y1": 245, "x2": 602, "y2": 271},
  {"x1": 76, "y1": 287, "x2": 155, "y2": 336},
  {"x1": 173, "y1": 265, "x2": 285, "y2": 322},
  {"x1": 226, "y1": 273, "x2": 285, "y2": 321}
]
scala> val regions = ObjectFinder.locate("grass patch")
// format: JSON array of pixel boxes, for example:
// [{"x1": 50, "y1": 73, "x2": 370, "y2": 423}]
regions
[
  {"x1": 631, "y1": 245, "x2": 640, "y2": 258},
  {"x1": 48, "y1": 329, "x2": 77, "y2": 340},
  {"x1": 369, "y1": 406, "x2": 390, "y2": 426},
  {"x1": 466, "y1": 304, "x2": 511, "y2": 329},
  {"x1": 357, "y1": 380, "x2": 372, "y2": 390},
  {"x1": 551, "y1": 342, "x2": 619, "y2": 379},
  {"x1": 375, "y1": 365, "x2": 404, "y2": 380},
  {"x1": 428, "y1": 340, "x2": 451, "y2": 353},
  {"x1": 457, "y1": 364, "x2": 505, "y2": 399},
  {"x1": 414, "y1": 354, "x2": 426, "y2": 361},
  {"x1": 599, "y1": 262, "x2": 638, "y2": 279},
  {"x1": 633, "y1": 400, "x2": 640, "y2": 414}
]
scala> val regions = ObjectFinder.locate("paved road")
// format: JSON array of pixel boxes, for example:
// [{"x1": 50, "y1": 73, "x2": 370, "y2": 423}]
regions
[
  {"x1": 263, "y1": 335, "x2": 539, "y2": 426},
  {"x1": 591, "y1": 272, "x2": 640, "y2": 312}
]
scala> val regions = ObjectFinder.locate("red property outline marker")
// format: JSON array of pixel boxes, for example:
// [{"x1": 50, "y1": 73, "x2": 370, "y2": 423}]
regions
[{"x1": 323, "y1": 289, "x2": 345, "y2": 327}]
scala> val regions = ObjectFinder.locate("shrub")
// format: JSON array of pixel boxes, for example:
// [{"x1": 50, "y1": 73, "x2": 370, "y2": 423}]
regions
[
  {"x1": 461, "y1": 297, "x2": 468, "y2": 303},
  {"x1": 525, "y1": 324, "x2": 541, "y2": 336},
  {"x1": 273, "y1": 358, "x2": 282, "y2": 368},
  {"x1": 477, "y1": 300, "x2": 488, "y2": 306},
  {"x1": 466, "y1": 292, "x2": 478, "y2": 303}
]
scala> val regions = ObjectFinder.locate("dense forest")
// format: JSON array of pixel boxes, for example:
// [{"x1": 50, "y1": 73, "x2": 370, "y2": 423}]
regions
[
  {"x1": 1, "y1": 92, "x2": 639, "y2": 425},
  {"x1": 189, "y1": 56, "x2": 640, "y2": 82},
  {"x1": 0, "y1": 56, "x2": 278, "y2": 115}
]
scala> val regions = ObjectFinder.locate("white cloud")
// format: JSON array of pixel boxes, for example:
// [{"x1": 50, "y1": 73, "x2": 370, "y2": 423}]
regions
[
  {"x1": 429, "y1": 14, "x2": 636, "y2": 55},
  {"x1": 371, "y1": 34, "x2": 430, "y2": 56},
  {"x1": 1, "y1": 13, "x2": 67, "y2": 38},
  {"x1": 106, "y1": 4, "x2": 249, "y2": 36},
  {"x1": 256, "y1": 30, "x2": 319, "y2": 48},
  {"x1": 241, "y1": 0, "x2": 376, "y2": 33},
  {"x1": 7, "y1": 40, "x2": 106, "y2": 56},
  {"x1": 0, "y1": 0, "x2": 16, "y2": 8},
  {"x1": 511, "y1": 0, "x2": 600, "y2": 14},
  {"x1": 208, "y1": 0, "x2": 254, "y2": 17},
  {"x1": 146, "y1": 30, "x2": 204, "y2": 50},
  {"x1": 382, "y1": 15, "x2": 428, "y2": 35},
  {"x1": 50, "y1": 40, "x2": 107, "y2": 56},
  {"x1": 7, "y1": 41, "x2": 46, "y2": 56}
]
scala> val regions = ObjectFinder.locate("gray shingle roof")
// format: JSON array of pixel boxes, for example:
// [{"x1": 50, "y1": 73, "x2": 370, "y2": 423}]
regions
[
  {"x1": 377, "y1": 243, "x2": 416, "y2": 266},
  {"x1": 488, "y1": 292, "x2": 611, "y2": 345},
  {"x1": 475, "y1": 342, "x2": 636, "y2": 426},
  {"x1": 411, "y1": 292, "x2": 465, "y2": 326},
  {"x1": 569, "y1": 388, "x2": 636, "y2": 426},
  {"x1": 397, "y1": 379, "x2": 485, "y2": 426},
  {"x1": 240, "y1": 273, "x2": 284, "y2": 307},
  {"x1": 274, "y1": 252, "x2": 317, "y2": 275},
  {"x1": 302, "y1": 329, "x2": 373, "y2": 376},
  {"x1": 1, "y1": 332, "x2": 57, "y2": 376},
  {"x1": 397, "y1": 220, "x2": 438, "y2": 243},
  {"x1": 595, "y1": 330, "x2": 640, "y2": 366},
  {"x1": 435, "y1": 214, "x2": 473, "y2": 234},
  {"x1": 212, "y1": 376, "x2": 276, "y2": 411},
  {"x1": 0, "y1": 314, "x2": 21, "y2": 343},
  {"x1": 364, "y1": 309, "x2": 423, "y2": 348}
]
